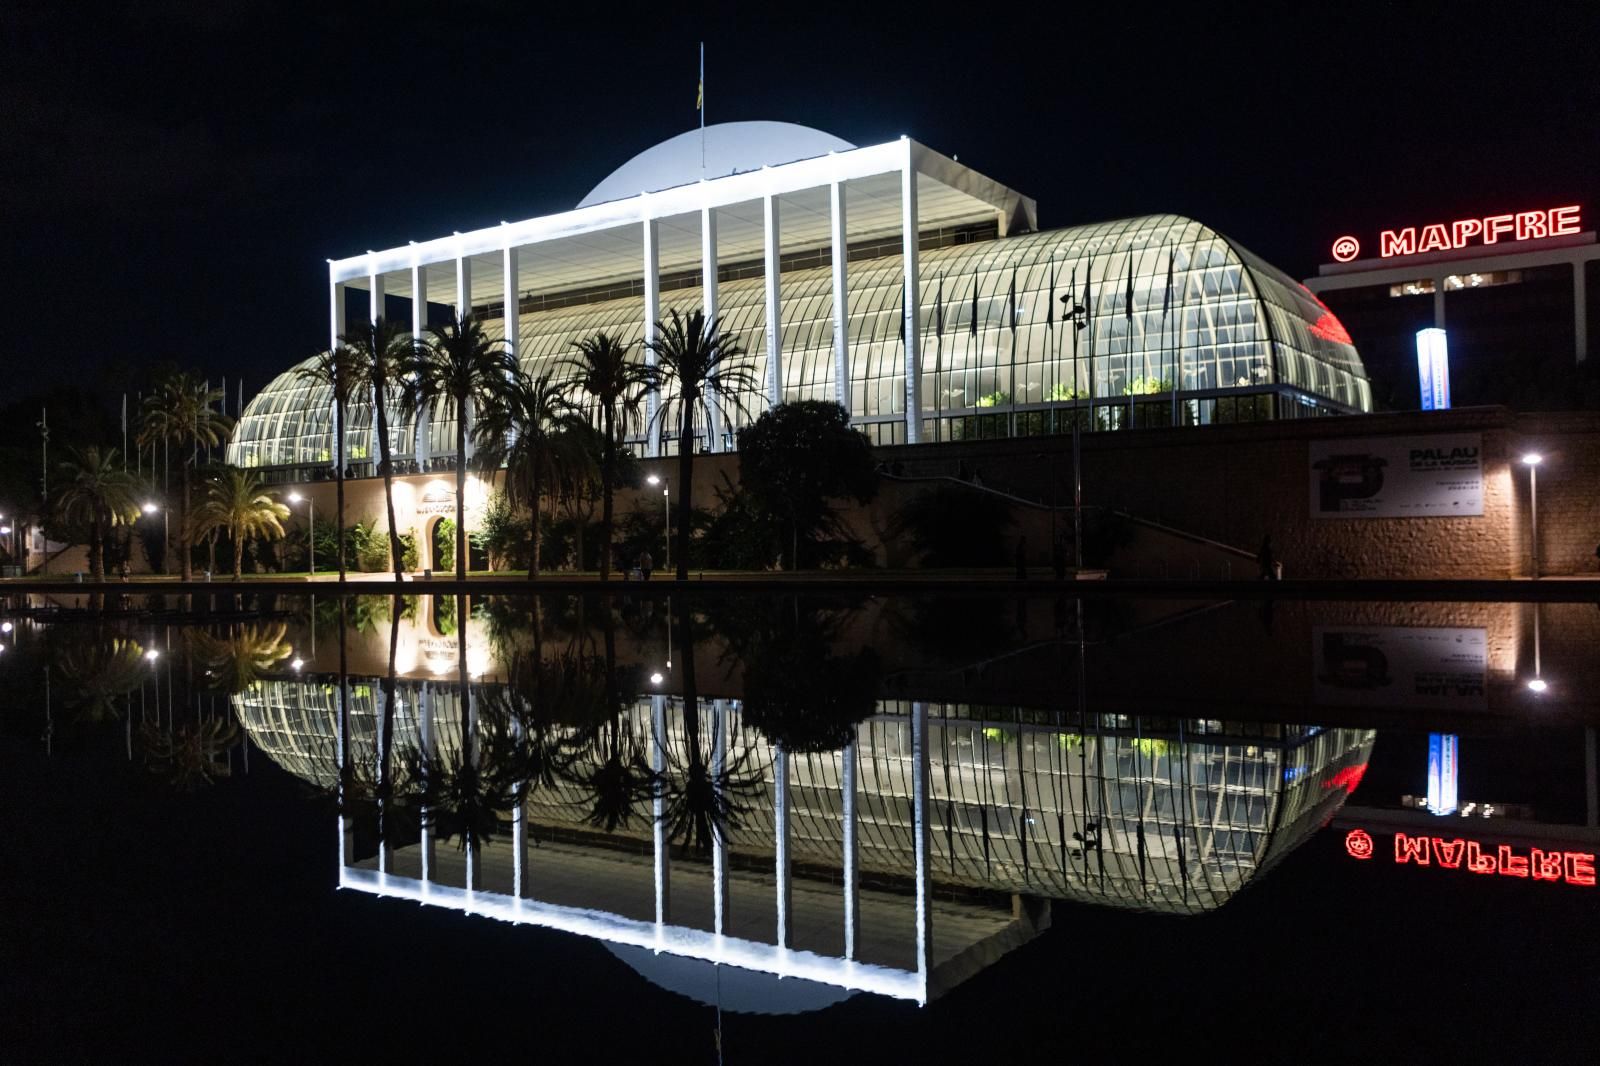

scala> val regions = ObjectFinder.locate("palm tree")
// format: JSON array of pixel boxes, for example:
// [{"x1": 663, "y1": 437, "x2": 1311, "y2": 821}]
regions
[
  {"x1": 645, "y1": 309, "x2": 758, "y2": 580},
  {"x1": 341, "y1": 317, "x2": 418, "y2": 579},
  {"x1": 559, "y1": 333, "x2": 652, "y2": 579},
  {"x1": 403, "y1": 314, "x2": 519, "y2": 580},
  {"x1": 138, "y1": 371, "x2": 232, "y2": 580},
  {"x1": 294, "y1": 347, "x2": 363, "y2": 582},
  {"x1": 188, "y1": 623, "x2": 293, "y2": 693},
  {"x1": 54, "y1": 446, "x2": 143, "y2": 580},
  {"x1": 475, "y1": 371, "x2": 592, "y2": 579},
  {"x1": 191, "y1": 467, "x2": 290, "y2": 579},
  {"x1": 58, "y1": 636, "x2": 147, "y2": 723}
]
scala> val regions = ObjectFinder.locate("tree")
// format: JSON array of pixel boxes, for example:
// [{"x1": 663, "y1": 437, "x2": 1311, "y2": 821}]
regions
[
  {"x1": 737, "y1": 400, "x2": 877, "y2": 570},
  {"x1": 294, "y1": 348, "x2": 362, "y2": 581},
  {"x1": 341, "y1": 317, "x2": 419, "y2": 579},
  {"x1": 403, "y1": 314, "x2": 518, "y2": 580},
  {"x1": 53, "y1": 445, "x2": 142, "y2": 580},
  {"x1": 560, "y1": 333, "x2": 652, "y2": 579},
  {"x1": 474, "y1": 371, "x2": 592, "y2": 579},
  {"x1": 645, "y1": 309, "x2": 758, "y2": 580},
  {"x1": 138, "y1": 371, "x2": 232, "y2": 580},
  {"x1": 191, "y1": 467, "x2": 290, "y2": 579},
  {"x1": 890, "y1": 483, "x2": 1015, "y2": 567}
]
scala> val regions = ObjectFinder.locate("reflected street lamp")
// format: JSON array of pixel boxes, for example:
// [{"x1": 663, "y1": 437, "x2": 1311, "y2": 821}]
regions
[
  {"x1": 1521, "y1": 453, "x2": 1542, "y2": 579},
  {"x1": 288, "y1": 492, "x2": 315, "y2": 575}
]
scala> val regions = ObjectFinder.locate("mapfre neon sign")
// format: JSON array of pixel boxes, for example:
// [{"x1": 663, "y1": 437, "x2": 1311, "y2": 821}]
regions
[
  {"x1": 1344, "y1": 828, "x2": 1596, "y2": 887},
  {"x1": 1329, "y1": 205, "x2": 1583, "y2": 262}
]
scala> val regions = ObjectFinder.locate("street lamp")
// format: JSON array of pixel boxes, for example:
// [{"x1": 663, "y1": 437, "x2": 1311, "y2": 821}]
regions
[
  {"x1": 1522, "y1": 453, "x2": 1542, "y2": 579},
  {"x1": 142, "y1": 501, "x2": 169, "y2": 575},
  {"x1": 646, "y1": 475, "x2": 670, "y2": 569},
  {"x1": 288, "y1": 492, "x2": 315, "y2": 575}
]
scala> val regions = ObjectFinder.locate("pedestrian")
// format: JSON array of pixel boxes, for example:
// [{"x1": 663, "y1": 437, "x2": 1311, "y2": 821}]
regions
[
  {"x1": 1015, "y1": 536, "x2": 1027, "y2": 580},
  {"x1": 639, "y1": 549, "x2": 653, "y2": 582},
  {"x1": 1257, "y1": 534, "x2": 1277, "y2": 581},
  {"x1": 119, "y1": 559, "x2": 130, "y2": 583}
]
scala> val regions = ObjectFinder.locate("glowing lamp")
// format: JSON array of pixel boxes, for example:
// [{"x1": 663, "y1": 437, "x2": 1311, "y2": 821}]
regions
[
  {"x1": 1528, "y1": 678, "x2": 1549, "y2": 693},
  {"x1": 1522, "y1": 453, "x2": 1543, "y2": 466}
]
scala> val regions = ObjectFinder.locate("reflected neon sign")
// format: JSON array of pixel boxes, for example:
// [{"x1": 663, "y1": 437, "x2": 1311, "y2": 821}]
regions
[
  {"x1": 1331, "y1": 205, "x2": 1583, "y2": 261},
  {"x1": 1344, "y1": 828, "x2": 1596, "y2": 887}
]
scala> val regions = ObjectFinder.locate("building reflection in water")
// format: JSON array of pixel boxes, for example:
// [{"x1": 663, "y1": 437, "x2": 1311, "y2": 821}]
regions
[{"x1": 232, "y1": 594, "x2": 1375, "y2": 1008}]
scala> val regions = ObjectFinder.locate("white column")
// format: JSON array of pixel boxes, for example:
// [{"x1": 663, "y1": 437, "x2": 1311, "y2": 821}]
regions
[
  {"x1": 712, "y1": 698, "x2": 729, "y2": 933},
  {"x1": 464, "y1": 684, "x2": 481, "y2": 892},
  {"x1": 643, "y1": 218, "x2": 662, "y2": 457},
  {"x1": 902, "y1": 150, "x2": 923, "y2": 443},
  {"x1": 502, "y1": 242, "x2": 521, "y2": 368},
  {"x1": 513, "y1": 788, "x2": 530, "y2": 899},
  {"x1": 842, "y1": 732, "x2": 860, "y2": 960},
  {"x1": 330, "y1": 280, "x2": 346, "y2": 470},
  {"x1": 911, "y1": 700, "x2": 931, "y2": 977},
  {"x1": 1575, "y1": 261, "x2": 1588, "y2": 363},
  {"x1": 456, "y1": 255, "x2": 475, "y2": 462},
  {"x1": 763, "y1": 193, "x2": 783, "y2": 407},
  {"x1": 411, "y1": 264, "x2": 432, "y2": 466},
  {"x1": 418, "y1": 681, "x2": 435, "y2": 886},
  {"x1": 831, "y1": 181, "x2": 851, "y2": 415},
  {"x1": 375, "y1": 684, "x2": 390, "y2": 874},
  {"x1": 651, "y1": 694, "x2": 670, "y2": 923},
  {"x1": 368, "y1": 272, "x2": 385, "y2": 463},
  {"x1": 774, "y1": 742, "x2": 792, "y2": 949},
  {"x1": 702, "y1": 208, "x2": 722, "y2": 452}
]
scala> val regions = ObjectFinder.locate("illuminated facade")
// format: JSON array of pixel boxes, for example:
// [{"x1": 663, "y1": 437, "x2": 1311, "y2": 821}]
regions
[{"x1": 227, "y1": 122, "x2": 1370, "y2": 480}]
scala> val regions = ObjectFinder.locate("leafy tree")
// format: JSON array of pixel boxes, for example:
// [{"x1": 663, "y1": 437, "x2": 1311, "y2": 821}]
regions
[
  {"x1": 474, "y1": 371, "x2": 593, "y2": 578},
  {"x1": 53, "y1": 445, "x2": 142, "y2": 579},
  {"x1": 137, "y1": 371, "x2": 232, "y2": 579},
  {"x1": 645, "y1": 309, "x2": 759, "y2": 580},
  {"x1": 402, "y1": 314, "x2": 518, "y2": 579},
  {"x1": 341, "y1": 317, "x2": 419, "y2": 579},
  {"x1": 737, "y1": 401, "x2": 877, "y2": 570},
  {"x1": 191, "y1": 467, "x2": 289, "y2": 579},
  {"x1": 294, "y1": 348, "x2": 362, "y2": 580},
  {"x1": 560, "y1": 333, "x2": 652, "y2": 580}
]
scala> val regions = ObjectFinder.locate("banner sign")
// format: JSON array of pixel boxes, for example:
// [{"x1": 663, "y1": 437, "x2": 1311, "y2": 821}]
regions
[
  {"x1": 1313, "y1": 626, "x2": 1488, "y2": 710},
  {"x1": 1310, "y1": 433, "x2": 1483, "y2": 518}
]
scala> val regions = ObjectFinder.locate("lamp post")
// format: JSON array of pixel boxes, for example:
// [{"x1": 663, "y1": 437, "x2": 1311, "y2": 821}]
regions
[
  {"x1": 288, "y1": 492, "x2": 315, "y2": 576},
  {"x1": 647, "y1": 475, "x2": 670, "y2": 570},
  {"x1": 142, "y1": 502, "x2": 168, "y2": 575},
  {"x1": 1522, "y1": 453, "x2": 1542, "y2": 579}
]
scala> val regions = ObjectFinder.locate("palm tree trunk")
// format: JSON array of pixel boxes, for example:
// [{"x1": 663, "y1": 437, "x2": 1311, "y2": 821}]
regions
[
  {"x1": 375, "y1": 385, "x2": 404, "y2": 580},
  {"x1": 455, "y1": 398, "x2": 467, "y2": 581},
  {"x1": 180, "y1": 461, "x2": 193, "y2": 581},
  {"x1": 90, "y1": 514, "x2": 104, "y2": 581},
  {"x1": 675, "y1": 401, "x2": 692, "y2": 580},
  {"x1": 233, "y1": 532, "x2": 244, "y2": 581},
  {"x1": 335, "y1": 396, "x2": 348, "y2": 583},
  {"x1": 600, "y1": 405, "x2": 615, "y2": 580},
  {"x1": 528, "y1": 462, "x2": 542, "y2": 580}
]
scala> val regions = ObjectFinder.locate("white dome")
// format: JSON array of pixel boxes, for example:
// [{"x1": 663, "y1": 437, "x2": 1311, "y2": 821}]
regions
[{"x1": 577, "y1": 121, "x2": 856, "y2": 208}]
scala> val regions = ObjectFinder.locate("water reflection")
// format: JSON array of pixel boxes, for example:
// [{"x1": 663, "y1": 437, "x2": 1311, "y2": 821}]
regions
[{"x1": 8, "y1": 590, "x2": 1597, "y2": 1014}]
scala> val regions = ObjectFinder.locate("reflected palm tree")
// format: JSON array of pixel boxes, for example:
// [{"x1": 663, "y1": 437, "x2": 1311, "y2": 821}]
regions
[
  {"x1": 139, "y1": 717, "x2": 240, "y2": 791},
  {"x1": 657, "y1": 605, "x2": 767, "y2": 855},
  {"x1": 188, "y1": 623, "x2": 293, "y2": 694},
  {"x1": 57, "y1": 636, "x2": 147, "y2": 724}
]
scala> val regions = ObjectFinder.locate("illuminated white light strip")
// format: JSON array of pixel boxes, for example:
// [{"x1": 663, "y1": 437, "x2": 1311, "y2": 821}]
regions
[
  {"x1": 642, "y1": 218, "x2": 661, "y2": 458},
  {"x1": 701, "y1": 208, "x2": 721, "y2": 452},
  {"x1": 651, "y1": 695, "x2": 669, "y2": 923},
  {"x1": 830, "y1": 180, "x2": 851, "y2": 414},
  {"x1": 763, "y1": 193, "x2": 783, "y2": 406},
  {"x1": 339, "y1": 867, "x2": 926, "y2": 1003},
  {"x1": 901, "y1": 145, "x2": 922, "y2": 444},
  {"x1": 842, "y1": 734, "x2": 859, "y2": 960}
]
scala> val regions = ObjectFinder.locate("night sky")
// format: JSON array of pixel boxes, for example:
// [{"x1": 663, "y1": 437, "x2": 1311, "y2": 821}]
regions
[{"x1": 5, "y1": 1, "x2": 1598, "y2": 403}]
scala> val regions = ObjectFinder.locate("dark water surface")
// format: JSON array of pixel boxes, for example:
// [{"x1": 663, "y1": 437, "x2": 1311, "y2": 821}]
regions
[{"x1": 4, "y1": 590, "x2": 1598, "y2": 1063}]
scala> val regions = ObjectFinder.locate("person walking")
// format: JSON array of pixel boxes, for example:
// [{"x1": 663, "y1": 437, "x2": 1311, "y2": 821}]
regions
[
  {"x1": 1257, "y1": 534, "x2": 1277, "y2": 581},
  {"x1": 639, "y1": 549, "x2": 654, "y2": 582}
]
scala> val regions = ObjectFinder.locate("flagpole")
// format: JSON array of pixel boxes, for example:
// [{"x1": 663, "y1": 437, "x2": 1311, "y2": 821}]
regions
[{"x1": 699, "y1": 42, "x2": 705, "y2": 178}]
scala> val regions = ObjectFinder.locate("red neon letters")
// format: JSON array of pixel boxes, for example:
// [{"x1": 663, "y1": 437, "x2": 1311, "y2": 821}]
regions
[
  {"x1": 1355, "y1": 205, "x2": 1583, "y2": 260},
  {"x1": 1376, "y1": 830, "x2": 1597, "y2": 887}
]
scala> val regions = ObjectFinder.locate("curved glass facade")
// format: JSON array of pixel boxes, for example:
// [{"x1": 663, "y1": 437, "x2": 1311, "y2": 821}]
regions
[
  {"x1": 228, "y1": 216, "x2": 1370, "y2": 469},
  {"x1": 236, "y1": 679, "x2": 1374, "y2": 914}
]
